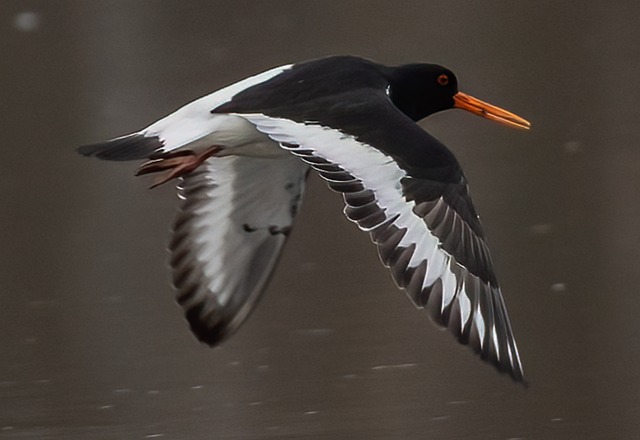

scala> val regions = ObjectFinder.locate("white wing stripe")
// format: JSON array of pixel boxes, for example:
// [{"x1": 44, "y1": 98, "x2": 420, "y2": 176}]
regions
[
  {"x1": 246, "y1": 115, "x2": 469, "y2": 329},
  {"x1": 244, "y1": 115, "x2": 452, "y2": 289},
  {"x1": 241, "y1": 114, "x2": 523, "y2": 381}
]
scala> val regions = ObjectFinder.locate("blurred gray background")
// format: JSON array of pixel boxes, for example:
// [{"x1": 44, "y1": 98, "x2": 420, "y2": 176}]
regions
[{"x1": 2, "y1": 1, "x2": 640, "y2": 439}]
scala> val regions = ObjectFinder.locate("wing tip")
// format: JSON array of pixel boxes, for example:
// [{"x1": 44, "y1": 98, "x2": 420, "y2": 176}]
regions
[
  {"x1": 501, "y1": 359, "x2": 527, "y2": 385},
  {"x1": 185, "y1": 303, "x2": 231, "y2": 347},
  {"x1": 417, "y1": 274, "x2": 526, "y2": 384}
]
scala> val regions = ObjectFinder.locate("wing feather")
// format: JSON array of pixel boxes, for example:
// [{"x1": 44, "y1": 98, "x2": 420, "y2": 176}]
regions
[
  {"x1": 241, "y1": 113, "x2": 524, "y2": 382},
  {"x1": 169, "y1": 155, "x2": 307, "y2": 345}
]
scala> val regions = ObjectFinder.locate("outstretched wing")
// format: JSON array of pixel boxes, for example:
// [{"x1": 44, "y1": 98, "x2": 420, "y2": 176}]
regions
[
  {"x1": 170, "y1": 154, "x2": 308, "y2": 345},
  {"x1": 240, "y1": 111, "x2": 524, "y2": 382}
]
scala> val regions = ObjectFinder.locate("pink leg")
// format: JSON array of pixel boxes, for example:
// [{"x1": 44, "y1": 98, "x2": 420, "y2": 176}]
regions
[{"x1": 136, "y1": 146, "x2": 222, "y2": 188}]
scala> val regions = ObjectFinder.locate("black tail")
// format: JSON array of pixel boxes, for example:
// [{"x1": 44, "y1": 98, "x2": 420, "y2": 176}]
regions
[{"x1": 77, "y1": 133, "x2": 163, "y2": 161}]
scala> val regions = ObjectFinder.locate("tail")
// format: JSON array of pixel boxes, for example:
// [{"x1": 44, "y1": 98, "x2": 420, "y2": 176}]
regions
[{"x1": 77, "y1": 133, "x2": 164, "y2": 161}]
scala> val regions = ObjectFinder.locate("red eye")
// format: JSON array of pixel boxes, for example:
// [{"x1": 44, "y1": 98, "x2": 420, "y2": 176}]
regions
[{"x1": 437, "y1": 74, "x2": 449, "y2": 86}]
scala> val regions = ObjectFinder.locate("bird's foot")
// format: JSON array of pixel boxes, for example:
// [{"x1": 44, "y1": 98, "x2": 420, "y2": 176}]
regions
[{"x1": 136, "y1": 146, "x2": 222, "y2": 188}]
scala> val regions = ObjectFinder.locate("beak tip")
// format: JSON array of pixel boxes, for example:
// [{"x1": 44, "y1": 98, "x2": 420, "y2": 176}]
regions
[{"x1": 454, "y1": 92, "x2": 531, "y2": 131}]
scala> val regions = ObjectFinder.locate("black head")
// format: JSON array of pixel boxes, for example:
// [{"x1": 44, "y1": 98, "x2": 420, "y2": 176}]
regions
[{"x1": 386, "y1": 63, "x2": 459, "y2": 122}]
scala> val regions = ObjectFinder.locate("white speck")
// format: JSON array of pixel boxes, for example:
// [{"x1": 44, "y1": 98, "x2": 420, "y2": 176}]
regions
[
  {"x1": 551, "y1": 417, "x2": 564, "y2": 422},
  {"x1": 13, "y1": 12, "x2": 40, "y2": 32},
  {"x1": 295, "y1": 328, "x2": 334, "y2": 336},
  {"x1": 550, "y1": 283, "x2": 567, "y2": 293},
  {"x1": 249, "y1": 401, "x2": 263, "y2": 406},
  {"x1": 98, "y1": 405, "x2": 114, "y2": 410},
  {"x1": 446, "y1": 400, "x2": 470, "y2": 406},
  {"x1": 228, "y1": 361, "x2": 240, "y2": 367},
  {"x1": 430, "y1": 415, "x2": 450, "y2": 421},
  {"x1": 113, "y1": 388, "x2": 132, "y2": 394},
  {"x1": 371, "y1": 363, "x2": 417, "y2": 371},
  {"x1": 304, "y1": 410, "x2": 318, "y2": 415},
  {"x1": 147, "y1": 390, "x2": 160, "y2": 395},
  {"x1": 2, "y1": 426, "x2": 14, "y2": 431},
  {"x1": 530, "y1": 224, "x2": 552, "y2": 235},
  {"x1": 145, "y1": 434, "x2": 164, "y2": 439},
  {"x1": 563, "y1": 141, "x2": 582, "y2": 154},
  {"x1": 191, "y1": 385, "x2": 204, "y2": 390}
]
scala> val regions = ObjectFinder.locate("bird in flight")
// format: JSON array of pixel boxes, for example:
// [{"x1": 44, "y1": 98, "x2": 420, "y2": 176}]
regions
[{"x1": 78, "y1": 56, "x2": 530, "y2": 382}]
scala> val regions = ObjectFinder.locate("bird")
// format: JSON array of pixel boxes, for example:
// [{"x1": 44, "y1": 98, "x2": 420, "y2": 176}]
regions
[{"x1": 78, "y1": 55, "x2": 531, "y2": 382}]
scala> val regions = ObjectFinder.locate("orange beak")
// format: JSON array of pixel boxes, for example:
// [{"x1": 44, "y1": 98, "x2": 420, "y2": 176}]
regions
[{"x1": 453, "y1": 92, "x2": 531, "y2": 130}]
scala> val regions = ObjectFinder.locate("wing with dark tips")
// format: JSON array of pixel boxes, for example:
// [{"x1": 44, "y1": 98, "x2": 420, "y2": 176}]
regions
[
  {"x1": 169, "y1": 155, "x2": 308, "y2": 345},
  {"x1": 242, "y1": 112, "x2": 524, "y2": 382}
]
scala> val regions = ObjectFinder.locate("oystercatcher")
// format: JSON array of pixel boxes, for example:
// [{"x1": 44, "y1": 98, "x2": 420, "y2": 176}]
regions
[{"x1": 79, "y1": 56, "x2": 530, "y2": 382}]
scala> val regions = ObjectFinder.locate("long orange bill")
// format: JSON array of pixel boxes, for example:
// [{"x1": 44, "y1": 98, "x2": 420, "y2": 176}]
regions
[{"x1": 453, "y1": 92, "x2": 531, "y2": 130}]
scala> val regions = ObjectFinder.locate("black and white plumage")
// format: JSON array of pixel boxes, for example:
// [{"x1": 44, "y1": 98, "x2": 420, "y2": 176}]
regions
[
  {"x1": 171, "y1": 155, "x2": 307, "y2": 345},
  {"x1": 78, "y1": 56, "x2": 530, "y2": 382}
]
